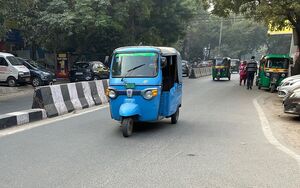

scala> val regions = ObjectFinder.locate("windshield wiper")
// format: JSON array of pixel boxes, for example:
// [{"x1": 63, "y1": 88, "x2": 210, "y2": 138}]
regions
[{"x1": 121, "y1": 64, "x2": 146, "y2": 82}]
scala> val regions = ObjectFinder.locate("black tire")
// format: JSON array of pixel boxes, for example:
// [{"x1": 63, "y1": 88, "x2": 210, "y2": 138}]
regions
[
  {"x1": 7, "y1": 77, "x2": 16, "y2": 87},
  {"x1": 258, "y1": 84, "x2": 261, "y2": 90},
  {"x1": 171, "y1": 108, "x2": 179, "y2": 124},
  {"x1": 93, "y1": 76, "x2": 100, "y2": 80},
  {"x1": 32, "y1": 77, "x2": 42, "y2": 87},
  {"x1": 270, "y1": 85, "x2": 276, "y2": 93},
  {"x1": 122, "y1": 118, "x2": 134, "y2": 137}
]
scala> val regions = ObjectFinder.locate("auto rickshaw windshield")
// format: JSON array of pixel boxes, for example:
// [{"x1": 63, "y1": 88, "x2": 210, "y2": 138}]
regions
[
  {"x1": 112, "y1": 52, "x2": 158, "y2": 77},
  {"x1": 214, "y1": 59, "x2": 225, "y2": 66},
  {"x1": 267, "y1": 58, "x2": 289, "y2": 69}
]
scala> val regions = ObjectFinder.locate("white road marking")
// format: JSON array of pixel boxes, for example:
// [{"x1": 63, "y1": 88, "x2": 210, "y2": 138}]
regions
[
  {"x1": 253, "y1": 99, "x2": 300, "y2": 167},
  {"x1": 0, "y1": 104, "x2": 109, "y2": 138}
]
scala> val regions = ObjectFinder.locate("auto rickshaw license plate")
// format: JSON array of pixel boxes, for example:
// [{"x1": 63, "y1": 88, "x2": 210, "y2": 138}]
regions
[{"x1": 125, "y1": 83, "x2": 135, "y2": 89}]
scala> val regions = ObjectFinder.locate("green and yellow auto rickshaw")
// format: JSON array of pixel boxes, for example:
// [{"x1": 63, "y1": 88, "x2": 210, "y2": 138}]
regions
[
  {"x1": 230, "y1": 59, "x2": 240, "y2": 73},
  {"x1": 257, "y1": 54, "x2": 291, "y2": 92},
  {"x1": 212, "y1": 57, "x2": 231, "y2": 81}
]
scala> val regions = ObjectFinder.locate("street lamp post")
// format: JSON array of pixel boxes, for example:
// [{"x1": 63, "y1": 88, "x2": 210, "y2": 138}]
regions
[{"x1": 218, "y1": 18, "x2": 223, "y2": 56}]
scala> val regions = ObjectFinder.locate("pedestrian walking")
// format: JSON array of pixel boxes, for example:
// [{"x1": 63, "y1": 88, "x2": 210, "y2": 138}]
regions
[
  {"x1": 239, "y1": 61, "x2": 247, "y2": 86},
  {"x1": 246, "y1": 56, "x2": 258, "y2": 90}
]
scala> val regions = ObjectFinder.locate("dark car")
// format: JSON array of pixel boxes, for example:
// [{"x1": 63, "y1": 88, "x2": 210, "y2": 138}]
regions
[
  {"x1": 69, "y1": 61, "x2": 109, "y2": 82},
  {"x1": 283, "y1": 87, "x2": 300, "y2": 115},
  {"x1": 182, "y1": 60, "x2": 190, "y2": 77},
  {"x1": 17, "y1": 58, "x2": 56, "y2": 87}
]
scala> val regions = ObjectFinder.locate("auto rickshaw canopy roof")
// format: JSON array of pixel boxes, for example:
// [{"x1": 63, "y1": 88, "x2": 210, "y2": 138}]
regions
[
  {"x1": 114, "y1": 46, "x2": 179, "y2": 56},
  {"x1": 262, "y1": 54, "x2": 291, "y2": 59}
]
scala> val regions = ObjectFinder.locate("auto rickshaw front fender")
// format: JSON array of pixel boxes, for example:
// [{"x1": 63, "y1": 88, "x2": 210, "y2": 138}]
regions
[{"x1": 119, "y1": 99, "x2": 141, "y2": 118}]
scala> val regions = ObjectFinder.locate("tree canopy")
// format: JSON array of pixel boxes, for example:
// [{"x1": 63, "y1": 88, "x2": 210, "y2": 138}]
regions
[
  {"x1": 202, "y1": 0, "x2": 300, "y2": 48},
  {"x1": 0, "y1": 0, "x2": 195, "y2": 57}
]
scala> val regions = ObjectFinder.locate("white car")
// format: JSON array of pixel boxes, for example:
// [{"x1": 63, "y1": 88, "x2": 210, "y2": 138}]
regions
[
  {"x1": 0, "y1": 52, "x2": 31, "y2": 87},
  {"x1": 278, "y1": 79, "x2": 300, "y2": 98},
  {"x1": 277, "y1": 75, "x2": 300, "y2": 90},
  {"x1": 279, "y1": 75, "x2": 300, "y2": 86}
]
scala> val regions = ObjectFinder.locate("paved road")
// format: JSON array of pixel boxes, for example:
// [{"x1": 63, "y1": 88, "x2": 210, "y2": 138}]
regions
[
  {"x1": 0, "y1": 90, "x2": 33, "y2": 115},
  {"x1": 0, "y1": 75, "x2": 300, "y2": 187}
]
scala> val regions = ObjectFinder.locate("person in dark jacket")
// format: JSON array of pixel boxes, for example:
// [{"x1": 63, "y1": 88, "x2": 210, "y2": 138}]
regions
[{"x1": 246, "y1": 56, "x2": 258, "y2": 90}]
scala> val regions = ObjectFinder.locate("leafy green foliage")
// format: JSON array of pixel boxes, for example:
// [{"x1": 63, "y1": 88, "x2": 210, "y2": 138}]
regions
[
  {"x1": 1, "y1": 0, "x2": 195, "y2": 56},
  {"x1": 182, "y1": 12, "x2": 268, "y2": 61},
  {"x1": 202, "y1": 0, "x2": 300, "y2": 48}
]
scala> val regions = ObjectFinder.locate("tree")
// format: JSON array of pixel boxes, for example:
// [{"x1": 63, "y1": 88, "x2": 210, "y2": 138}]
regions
[
  {"x1": 202, "y1": 0, "x2": 300, "y2": 49},
  {"x1": 182, "y1": 11, "x2": 267, "y2": 61}
]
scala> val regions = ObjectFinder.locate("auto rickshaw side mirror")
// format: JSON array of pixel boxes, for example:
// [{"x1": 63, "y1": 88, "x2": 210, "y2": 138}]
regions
[
  {"x1": 161, "y1": 57, "x2": 167, "y2": 68},
  {"x1": 104, "y1": 56, "x2": 110, "y2": 67}
]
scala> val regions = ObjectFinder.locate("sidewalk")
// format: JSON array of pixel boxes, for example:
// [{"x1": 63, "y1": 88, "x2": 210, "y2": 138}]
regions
[
  {"x1": 258, "y1": 92, "x2": 300, "y2": 153},
  {"x1": 0, "y1": 85, "x2": 33, "y2": 97},
  {"x1": 0, "y1": 78, "x2": 70, "y2": 97}
]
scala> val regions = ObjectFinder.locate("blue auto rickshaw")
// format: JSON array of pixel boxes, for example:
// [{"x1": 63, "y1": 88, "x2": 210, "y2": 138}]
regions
[{"x1": 107, "y1": 46, "x2": 183, "y2": 137}]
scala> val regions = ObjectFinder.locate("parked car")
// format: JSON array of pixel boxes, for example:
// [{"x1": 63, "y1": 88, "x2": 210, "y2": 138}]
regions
[
  {"x1": 69, "y1": 61, "x2": 109, "y2": 82},
  {"x1": 283, "y1": 88, "x2": 300, "y2": 115},
  {"x1": 17, "y1": 58, "x2": 56, "y2": 87},
  {"x1": 279, "y1": 74, "x2": 300, "y2": 87},
  {"x1": 182, "y1": 60, "x2": 190, "y2": 77},
  {"x1": 0, "y1": 52, "x2": 31, "y2": 87},
  {"x1": 277, "y1": 74, "x2": 300, "y2": 90},
  {"x1": 278, "y1": 79, "x2": 300, "y2": 98}
]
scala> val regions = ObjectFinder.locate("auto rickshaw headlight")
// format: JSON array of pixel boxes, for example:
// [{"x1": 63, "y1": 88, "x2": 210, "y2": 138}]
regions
[
  {"x1": 108, "y1": 89, "x2": 117, "y2": 99},
  {"x1": 281, "y1": 73, "x2": 286, "y2": 77},
  {"x1": 142, "y1": 89, "x2": 158, "y2": 100},
  {"x1": 266, "y1": 72, "x2": 270, "y2": 77}
]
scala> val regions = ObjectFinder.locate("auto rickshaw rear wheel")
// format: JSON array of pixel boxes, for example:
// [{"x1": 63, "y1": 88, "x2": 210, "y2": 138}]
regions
[
  {"x1": 270, "y1": 85, "x2": 276, "y2": 93},
  {"x1": 171, "y1": 108, "x2": 179, "y2": 124},
  {"x1": 122, "y1": 118, "x2": 134, "y2": 137}
]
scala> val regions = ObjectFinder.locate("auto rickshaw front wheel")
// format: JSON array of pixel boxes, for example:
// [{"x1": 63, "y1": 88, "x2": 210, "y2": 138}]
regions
[
  {"x1": 171, "y1": 108, "x2": 179, "y2": 124},
  {"x1": 121, "y1": 118, "x2": 134, "y2": 137}
]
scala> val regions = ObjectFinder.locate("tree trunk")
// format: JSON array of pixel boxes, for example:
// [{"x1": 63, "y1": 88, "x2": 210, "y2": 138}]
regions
[
  {"x1": 295, "y1": 25, "x2": 300, "y2": 49},
  {"x1": 293, "y1": 24, "x2": 300, "y2": 74},
  {"x1": 31, "y1": 41, "x2": 37, "y2": 60}
]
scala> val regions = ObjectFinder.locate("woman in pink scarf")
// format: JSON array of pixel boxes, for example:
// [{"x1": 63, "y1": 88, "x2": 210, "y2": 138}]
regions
[{"x1": 239, "y1": 61, "x2": 247, "y2": 86}]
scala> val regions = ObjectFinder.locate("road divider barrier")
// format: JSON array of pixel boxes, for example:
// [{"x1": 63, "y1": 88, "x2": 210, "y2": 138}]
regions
[
  {"x1": 189, "y1": 67, "x2": 212, "y2": 79},
  {"x1": 0, "y1": 109, "x2": 47, "y2": 130},
  {"x1": 32, "y1": 80, "x2": 109, "y2": 118}
]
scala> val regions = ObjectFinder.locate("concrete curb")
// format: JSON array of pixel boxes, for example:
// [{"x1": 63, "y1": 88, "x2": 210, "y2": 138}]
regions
[
  {"x1": 0, "y1": 109, "x2": 47, "y2": 130},
  {"x1": 32, "y1": 80, "x2": 109, "y2": 118}
]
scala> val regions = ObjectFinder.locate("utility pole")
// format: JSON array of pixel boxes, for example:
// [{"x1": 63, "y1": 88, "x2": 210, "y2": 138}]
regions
[{"x1": 218, "y1": 18, "x2": 223, "y2": 56}]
